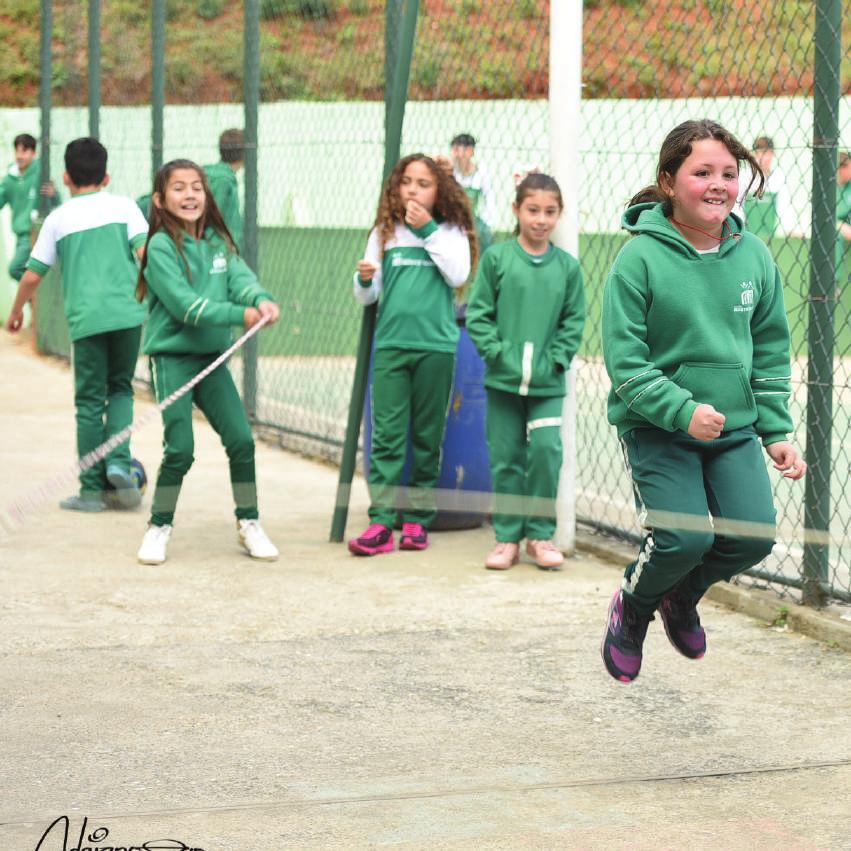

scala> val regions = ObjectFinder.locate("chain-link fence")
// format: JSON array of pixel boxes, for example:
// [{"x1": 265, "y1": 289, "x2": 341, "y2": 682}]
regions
[{"x1": 5, "y1": 0, "x2": 850, "y2": 606}]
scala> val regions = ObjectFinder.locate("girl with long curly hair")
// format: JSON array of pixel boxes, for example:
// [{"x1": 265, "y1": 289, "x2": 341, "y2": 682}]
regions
[{"x1": 349, "y1": 153, "x2": 477, "y2": 556}]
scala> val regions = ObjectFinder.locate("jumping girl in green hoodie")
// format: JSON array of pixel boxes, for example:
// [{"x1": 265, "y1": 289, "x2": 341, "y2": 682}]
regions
[
  {"x1": 467, "y1": 173, "x2": 586, "y2": 571},
  {"x1": 135, "y1": 159, "x2": 281, "y2": 566},
  {"x1": 601, "y1": 120, "x2": 806, "y2": 684}
]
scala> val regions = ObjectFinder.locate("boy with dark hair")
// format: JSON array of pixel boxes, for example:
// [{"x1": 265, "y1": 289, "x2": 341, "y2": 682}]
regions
[
  {"x1": 0, "y1": 133, "x2": 58, "y2": 281},
  {"x1": 204, "y1": 128, "x2": 245, "y2": 252},
  {"x1": 450, "y1": 132, "x2": 496, "y2": 252},
  {"x1": 5, "y1": 137, "x2": 149, "y2": 512}
]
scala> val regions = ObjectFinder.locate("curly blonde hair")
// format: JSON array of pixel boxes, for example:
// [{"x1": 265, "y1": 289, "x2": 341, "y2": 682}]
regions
[{"x1": 373, "y1": 153, "x2": 478, "y2": 273}]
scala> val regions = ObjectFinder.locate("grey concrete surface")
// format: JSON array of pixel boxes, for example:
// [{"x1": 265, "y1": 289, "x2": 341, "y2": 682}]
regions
[{"x1": 1, "y1": 333, "x2": 850, "y2": 851}]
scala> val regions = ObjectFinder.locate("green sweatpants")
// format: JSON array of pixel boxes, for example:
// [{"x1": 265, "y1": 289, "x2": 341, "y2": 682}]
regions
[
  {"x1": 620, "y1": 426, "x2": 776, "y2": 616},
  {"x1": 72, "y1": 325, "x2": 142, "y2": 497},
  {"x1": 368, "y1": 347, "x2": 455, "y2": 528},
  {"x1": 9, "y1": 232, "x2": 30, "y2": 281},
  {"x1": 486, "y1": 389, "x2": 563, "y2": 541},
  {"x1": 149, "y1": 353, "x2": 258, "y2": 526}
]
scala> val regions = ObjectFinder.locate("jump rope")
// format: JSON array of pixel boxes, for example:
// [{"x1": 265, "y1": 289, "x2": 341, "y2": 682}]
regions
[{"x1": 0, "y1": 315, "x2": 270, "y2": 537}]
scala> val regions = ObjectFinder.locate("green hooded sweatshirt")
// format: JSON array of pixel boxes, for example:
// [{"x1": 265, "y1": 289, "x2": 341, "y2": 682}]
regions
[
  {"x1": 142, "y1": 227, "x2": 273, "y2": 356},
  {"x1": 466, "y1": 239, "x2": 586, "y2": 397},
  {"x1": 602, "y1": 203, "x2": 793, "y2": 444},
  {"x1": 0, "y1": 158, "x2": 55, "y2": 235}
]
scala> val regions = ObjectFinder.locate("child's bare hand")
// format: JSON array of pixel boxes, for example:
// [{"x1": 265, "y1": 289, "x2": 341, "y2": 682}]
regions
[
  {"x1": 357, "y1": 260, "x2": 378, "y2": 281},
  {"x1": 243, "y1": 307, "x2": 261, "y2": 329},
  {"x1": 5, "y1": 309, "x2": 24, "y2": 333},
  {"x1": 405, "y1": 200, "x2": 433, "y2": 230},
  {"x1": 765, "y1": 441, "x2": 807, "y2": 480},
  {"x1": 257, "y1": 300, "x2": 280, "y2": 325},
  {"x1": 687, "y1": 404, "x2": 726, "y2": 441}
]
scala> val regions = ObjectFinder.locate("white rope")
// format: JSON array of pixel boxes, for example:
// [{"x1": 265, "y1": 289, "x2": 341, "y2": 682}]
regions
[{"x1": 0, "y1": 316, "x2": 269, "y2": 534}]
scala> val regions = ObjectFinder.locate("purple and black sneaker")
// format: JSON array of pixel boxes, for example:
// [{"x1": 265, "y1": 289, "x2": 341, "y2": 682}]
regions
[
  {"x1": 659, "y1": 588, "x2": 706, "y2": 659},
  {"x1": 601, "y1": 589, "x2": 654, "y2": 683}
]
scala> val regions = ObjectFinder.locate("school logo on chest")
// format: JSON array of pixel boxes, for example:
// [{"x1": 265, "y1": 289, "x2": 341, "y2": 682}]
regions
[
  {"x1": 210, "y1": 252, "x2": 228, "y2": 274},
  {"x1": 734, "y1": 280, "x2": 754, "y2": 313}
]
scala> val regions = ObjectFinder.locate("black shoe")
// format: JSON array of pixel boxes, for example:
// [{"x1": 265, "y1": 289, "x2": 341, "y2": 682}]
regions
[
  {"x1": 601, "y1": 589, "x2": 654, "y2": 683},
  {"x1": 659, "y1": 588, "x2": 706, "y2": 659}
]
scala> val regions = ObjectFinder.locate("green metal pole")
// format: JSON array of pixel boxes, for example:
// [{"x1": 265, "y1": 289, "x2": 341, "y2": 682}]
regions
[
  {"x1": 802, "y1": 0, "x2": 841, "y2": 607},
  {"x1": 38, "y1": 0, "x2": 52, "y2": 218},
  {"x1": 243, "y1": 0, "x2": 260, "y2": 417},
  {"x1": 329, "y1": 0, "x2": 419, "y2": 542},
  {"x1": 87, "y1": 0, "x2": 101, "y2": 137},
  {"x1": 151, "y1": 0, "x2": 166, "y2": 178}
]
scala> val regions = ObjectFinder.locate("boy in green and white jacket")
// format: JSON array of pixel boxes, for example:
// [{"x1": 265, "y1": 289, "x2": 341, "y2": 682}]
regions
[{"x1": 6, "y1": 137, "x2": 147, "y2": 511}]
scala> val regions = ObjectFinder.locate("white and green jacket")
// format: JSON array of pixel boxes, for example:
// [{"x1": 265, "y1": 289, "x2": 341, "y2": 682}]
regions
[
  {"x1": 27, "y1": 190, "x2": 147, "y2": 341},
  {"x1": 353, "y1": 220, "x2": 471, "y2": 354}
]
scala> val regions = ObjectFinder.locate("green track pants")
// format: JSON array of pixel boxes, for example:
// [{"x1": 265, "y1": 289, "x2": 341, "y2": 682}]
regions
[
  {"x1": 72, "y1": 325, "x2": 142, "y2": 498},
  {"x1": 149, "y1": 353, "x2": 258, "y2": 527},
  {"x1": 486, "y1": 389, "x2": 563, "y2": 541},
  {"x1": 368, "y1": 347, "x2": 455, "y2": 528},
  {"x1": 8, "y1": 232, "x2": 30, "y2": 281},
  {"x1": 620, "y1": 426, "x2": 777, "y2": 616}
]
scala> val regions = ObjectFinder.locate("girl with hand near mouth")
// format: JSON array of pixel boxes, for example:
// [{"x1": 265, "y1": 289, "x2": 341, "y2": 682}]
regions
[
  {"x1": 466, "y1": 173, "x2": 586, "y2": 572},
  {"x1": 600, "y1": 120, "x2": 806, "y2": 684},
  {"x1": 135, "y1": 159, "x2": 280, "y2": 566}
]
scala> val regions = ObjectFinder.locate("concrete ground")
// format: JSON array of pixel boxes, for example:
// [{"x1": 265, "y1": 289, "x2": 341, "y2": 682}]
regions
[{"x1": 1, "y1": 332, "x2": 850, "y2": 851}]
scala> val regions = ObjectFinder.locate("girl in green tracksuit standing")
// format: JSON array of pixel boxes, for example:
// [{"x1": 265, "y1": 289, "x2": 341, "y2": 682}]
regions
[
  {"x1": 348, "y1": 154, "x2": 477, "y2": 557},
  {"x1": 135, "y1": 159, "x2": 281, "y2": 566},
  {"x1": 600, "y1": 120, "x2": 807, "y2": 684},
  {"x1": 467, "y1": 173, "x2": 586, "y2": 572}
]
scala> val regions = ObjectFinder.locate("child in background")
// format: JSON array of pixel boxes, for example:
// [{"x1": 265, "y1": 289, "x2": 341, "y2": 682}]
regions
[
  {"x1": 601, "y1": 119, "x2": 806, "y2": 684},
  {"x1": 204, "y1": 128, "x2": 245, "y2": 253},
  {"x1": 0, "y1": 133, "x2": 59, "y2": 282},
  {"x1": 467, "y1": 173, "x2": 585, "y2": 571},
  {"x1": 450, "y1": 133, "x2": 496, "y2": 253},
  {"x1": 136, "y1": 159, "x2": 280, "y2": 565},
  {"x1": 5, "y1": 137, "x2": 147, "y2": 511},
  {"x1": 349, "y1": 154, "x2": 477, "y2": 556}
]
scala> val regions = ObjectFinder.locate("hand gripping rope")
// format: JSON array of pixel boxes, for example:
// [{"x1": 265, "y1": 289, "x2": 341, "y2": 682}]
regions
[{"x1": 0, "y1": 316, "x2": 270, "y2": 536}]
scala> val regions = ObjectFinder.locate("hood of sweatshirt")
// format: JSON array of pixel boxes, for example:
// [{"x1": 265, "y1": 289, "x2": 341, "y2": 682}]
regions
[{"x1": 621, "y1": 202, "x2": 745, "y2": 259}]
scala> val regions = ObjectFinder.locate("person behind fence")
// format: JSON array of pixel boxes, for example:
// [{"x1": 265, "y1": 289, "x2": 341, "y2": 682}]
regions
[
  {"x1": 5, "y1": 137, "x2": 148, "y2": 512},
  {"x1": 0, "y1": 132, "x2": 59, "y2": 283},
  {"x1": 450, "y1": 133, "x2": 496, "y2": 254},
  {"x1": 348, "y1": 153, "x2": 477, "y2": 557},
  {"x1": 836, "y1": 150, "x2": 851, "y2": 279},
  {"x1": 600, "y1": 119, "x2": 806, "y2": 684},
  {"x1": 135, "y1": 158, "x2": 280, "y2": 566},
  {"x1": 733, "y1": 135, "x2": 798, "y2": 238},
  {"x1": 466, "y1": 173, "x2": 585, "y2": 572},
  {"x1": 204, "y1": 128, "x2": 246, "y2": 254}
]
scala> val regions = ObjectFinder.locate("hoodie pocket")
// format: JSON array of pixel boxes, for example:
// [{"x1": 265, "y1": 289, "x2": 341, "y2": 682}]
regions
[{"x1": 670, "y1": 362, "x2": 756, "y2": 430}]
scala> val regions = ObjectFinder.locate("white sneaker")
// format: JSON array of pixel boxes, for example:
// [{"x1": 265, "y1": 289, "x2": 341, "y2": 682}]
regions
[
  {"x1": 237, "y1": 519, "x2": 279, "y2": 561},
  {"x1": 137, "y1": 524, "x2": 172, "y2": 565}
]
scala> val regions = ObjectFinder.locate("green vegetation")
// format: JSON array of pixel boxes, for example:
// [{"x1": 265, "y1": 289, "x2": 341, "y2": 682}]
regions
[{"x1": 0, "y1": 0, "x2": 847, "y2": 106}]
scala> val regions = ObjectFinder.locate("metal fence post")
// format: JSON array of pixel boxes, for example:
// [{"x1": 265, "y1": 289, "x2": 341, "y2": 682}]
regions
[
  {"x1": 87, "y1": 0, "x2": 100, "y2": 138},
  {"x1": 330, "y1": 0, "x2": 419, "y2": 542},
  {"x1": 243, "y1": 0, "x2": 261, "y2": 417},
  {"x1": 38, "y1": 0, "x2": 52, "y2": 218},
  {"x1": 151, "y1": 0, "x2": 166, "y2": 178},
  {"x1": 802, "y1": 0, "x2": 841, "y2": 607}
]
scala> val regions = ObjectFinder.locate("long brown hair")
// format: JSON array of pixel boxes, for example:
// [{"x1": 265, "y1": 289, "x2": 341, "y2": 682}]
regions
[
  {"x1": 137, "y1": 158, "x2": 237, "y2": 301},
  {"x1": 373, "y1": 153, "x2": 478, "y2": 273},
  {"x1": 628, "y1": 119, "x2": 765, "y2": 214}
]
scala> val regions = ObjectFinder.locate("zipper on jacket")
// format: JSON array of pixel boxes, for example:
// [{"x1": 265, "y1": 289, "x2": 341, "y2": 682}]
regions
[{"x1": 519, "y1": 341, "x2": 534, "y2": 396}]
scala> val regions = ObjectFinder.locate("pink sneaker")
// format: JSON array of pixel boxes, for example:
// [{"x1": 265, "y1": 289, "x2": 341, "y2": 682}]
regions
[
  {"x1": 348, "y1": 523, "x2": 394, "y2": 556},
  {"x1": 399, "y1": 522, "x2": 428, "y2": 550}
]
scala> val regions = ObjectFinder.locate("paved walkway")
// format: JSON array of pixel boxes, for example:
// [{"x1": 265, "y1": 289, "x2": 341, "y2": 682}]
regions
[{"x1": 1, "y1": 334, "x2": 849, "y2": 850}]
